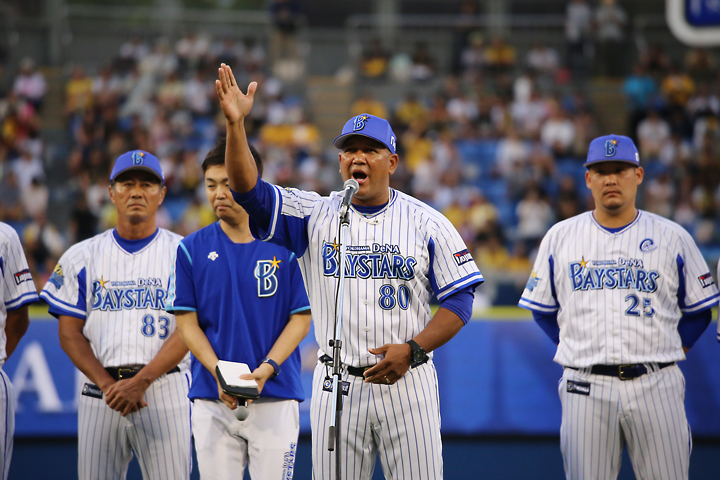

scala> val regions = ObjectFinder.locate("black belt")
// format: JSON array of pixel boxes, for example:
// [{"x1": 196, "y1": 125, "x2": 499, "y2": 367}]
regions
[
  {"x1": 105, "y1": 365, "x2": 180, "y2": 381},
  {"x1": 568, "y1": 362, "x2": 674, "y2": 380},
  {"x1": 319, "y1": 354, "x2": 428, "y2": 377}
]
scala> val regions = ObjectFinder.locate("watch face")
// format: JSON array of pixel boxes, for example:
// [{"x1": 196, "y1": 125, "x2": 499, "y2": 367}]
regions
[{"x1": 413, "y1": 350, "x2": 425, "y2": 362}]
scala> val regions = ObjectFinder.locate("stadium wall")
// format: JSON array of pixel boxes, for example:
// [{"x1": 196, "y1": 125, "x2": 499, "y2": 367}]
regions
[{"x1": 5, "y1": 311, "x2": 720, "y2": 479}]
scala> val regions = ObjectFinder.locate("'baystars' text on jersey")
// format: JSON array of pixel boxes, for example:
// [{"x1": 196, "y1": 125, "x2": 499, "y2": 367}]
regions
[
  {"x1": 519, "y1": 211, "x2": 719, "y2": 368},
  {"x1": 40, "y1": 228, "x2": 189, "y2": 369},
  {"x1": 252, "y1": 186, "x2": 483, "y2": 367}
]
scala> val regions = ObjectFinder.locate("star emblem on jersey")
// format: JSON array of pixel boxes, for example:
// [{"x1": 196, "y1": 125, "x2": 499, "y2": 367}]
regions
[
  {"x1": 330, "y1": 239, "x2": 340, "y2": 252},
  {"x1": 98, "y1": 276, "x2": 110, "y2": 290},
  {"x1": 208, "y1": 251, "x2": 219, "y2": 261},
  {"x1": 579, "y1": 257, "x2": 589, "y2": 269},
  {"x1": 269, "y1": 256, "x2": 282, "y2": 269}
]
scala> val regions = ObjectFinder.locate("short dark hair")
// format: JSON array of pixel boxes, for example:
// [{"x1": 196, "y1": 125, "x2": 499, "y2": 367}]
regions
[{"x1": 202, "y1": 136, "x2": 263, "y2": 178}]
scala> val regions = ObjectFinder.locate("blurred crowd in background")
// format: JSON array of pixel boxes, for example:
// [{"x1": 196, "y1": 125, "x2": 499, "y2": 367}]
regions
[{"x1": 0, "y1": 0, "x2": 719, "y2": 306}]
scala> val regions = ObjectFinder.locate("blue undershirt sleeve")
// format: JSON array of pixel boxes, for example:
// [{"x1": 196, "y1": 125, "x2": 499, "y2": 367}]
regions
[
  {"x1": 677, "y1": 308, "x2": 712, "y2": 349},
  {"x1": 438, "y1": 285, "x2": 476, "y2": 325},
  {"x1": 532, "y1": 310, "x2": 560, "y2": 345},
  {"x1": 231, "y1": 176, "x2": 274, "y2": 235}
]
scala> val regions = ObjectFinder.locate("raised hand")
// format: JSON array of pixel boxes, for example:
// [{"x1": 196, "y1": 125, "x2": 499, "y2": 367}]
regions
[{"x1": 215, "y1": 63, "x2": 257, "y2": 125}]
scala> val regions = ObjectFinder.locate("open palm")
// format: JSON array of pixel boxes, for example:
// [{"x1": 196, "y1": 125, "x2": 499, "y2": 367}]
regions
[{"x1": 216, "y1": 63, "x2": 257, "y2": 124}]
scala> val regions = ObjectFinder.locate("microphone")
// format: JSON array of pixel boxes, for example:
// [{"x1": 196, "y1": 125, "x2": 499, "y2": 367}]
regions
[
  {"x1": 339, "y1": 178, "x2": 359, "y2": 217},
  {"x1": 234, "y1": 399, "x2": 249, "y2": 421}
]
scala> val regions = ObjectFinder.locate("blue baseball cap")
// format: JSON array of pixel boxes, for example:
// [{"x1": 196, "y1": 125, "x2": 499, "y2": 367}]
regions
[
  {"x1": 333, "y1": 113, "x2": 397, "y2": 154},
  {"x1": 584, "y1": 134, "x2": 640, "y2": 168},
  {"x1": 110, "y1": 150, "x2": 164, "y2": 184}
]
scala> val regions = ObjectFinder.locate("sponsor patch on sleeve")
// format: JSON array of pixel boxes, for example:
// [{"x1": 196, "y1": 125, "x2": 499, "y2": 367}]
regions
[
  {"x1": 48, "y1": 264, "x2": 64, "y2": 289},
  {"x1": 699, "y1": 273, "x2": 715, "y2": 288},
  {"x1": 13, "y1": 269, "x2": 32, "y2": 285},
  {"x1": 452, "y1": 249, "x2": 473, "y2": 266}
]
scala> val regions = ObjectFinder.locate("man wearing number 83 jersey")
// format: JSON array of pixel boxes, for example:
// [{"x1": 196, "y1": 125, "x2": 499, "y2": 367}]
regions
[
  {"x1": 519, "y1": 135, "x2": 719, "y2": 480},
  {"x1": 40, "y1": 151, "x2": 192, "y2": 480}
]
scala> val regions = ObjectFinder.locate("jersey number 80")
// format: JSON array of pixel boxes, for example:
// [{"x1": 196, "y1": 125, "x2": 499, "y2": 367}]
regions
[{"x1": 378, "y1": 284, "x2": 411, "y2": 310}]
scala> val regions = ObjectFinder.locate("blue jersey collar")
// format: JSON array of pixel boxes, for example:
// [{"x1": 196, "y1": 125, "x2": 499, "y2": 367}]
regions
[
  {"x1": 591, "y1": 210, "x2": 641, "y2": 234},
  {"x1": 112, "y1": 228, "x2": 160, "y2": 254},
  {"x1": 351, "y1": 189, "x2": 396, "y2": 218}
]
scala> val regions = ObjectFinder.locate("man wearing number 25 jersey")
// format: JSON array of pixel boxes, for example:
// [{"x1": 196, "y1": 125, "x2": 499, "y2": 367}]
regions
[
  {"x1": 519, "y1": 135, "x2": 719, "y2": 480},
  {"x1": 40, "y1": 151, "x2": 191, "y2": 480}
]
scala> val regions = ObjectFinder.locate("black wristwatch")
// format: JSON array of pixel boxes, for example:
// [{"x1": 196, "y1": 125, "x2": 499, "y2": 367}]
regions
[
  {"x1": 406, "y1": 340, "x2": 428, "y2": 367},
  {"x1": 261, "y1": 358, "x2": 280, "y2": 379}
]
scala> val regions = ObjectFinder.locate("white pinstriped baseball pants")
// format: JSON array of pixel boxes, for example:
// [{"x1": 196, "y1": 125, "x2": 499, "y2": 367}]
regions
[
  {"x1": 0, "y1": 369, "x2": 15, "y2": 480},
  {"x1": 560, "y1": 364, "x2": 690, "y2": 480},
  {"x1": 310, "y1": 360, "x2": 443, "y2": 480},
  {"x1": 77, "y1": 371, "x2": 192, "y2": 480}
]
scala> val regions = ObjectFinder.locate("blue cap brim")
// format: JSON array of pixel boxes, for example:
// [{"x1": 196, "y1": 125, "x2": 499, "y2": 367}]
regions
[
  {"x1": 111, "y1": 165, "x2": 164, "y2": 183},
  {"x1": 333, "y1": 133, "x2": 394, "y2": 154},
  {"x1": 583, "y1": 158, "x2": 639, "y2": 168}
]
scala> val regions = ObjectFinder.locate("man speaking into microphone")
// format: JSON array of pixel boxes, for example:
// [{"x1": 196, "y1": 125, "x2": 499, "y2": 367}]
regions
[{"x1": 216, "y1": 63, "x2": 484, "y2": 480}]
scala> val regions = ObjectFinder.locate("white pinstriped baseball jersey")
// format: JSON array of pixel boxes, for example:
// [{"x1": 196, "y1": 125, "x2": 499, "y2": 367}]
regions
[
  {"x1": 0, "y1": 222, "x2": 38, "y2": 480},
  {"x1": 257, "y1": 186, "x2": 483, "y2": 367},
  {"x1": 40, "y1": 228, "x2": 189, "y2": 370},
  {"x1": 519, "y1": 210, "x2": 719, "y2": 368},
  {"x1": 0, "y1": 222, "x2": 39, "y2": 366},
  {"x1": 41, "y1": 227, "x2": 192, "y2": 480}
]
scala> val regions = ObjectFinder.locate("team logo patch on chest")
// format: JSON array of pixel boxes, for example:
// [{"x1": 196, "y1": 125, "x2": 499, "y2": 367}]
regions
[
  {"x1": 322, "y1": 242, "x2": 416, "y2": 280},
  {"x1": 208, "y1": 251, "x2": 219, "y2": 261},
  {"x1": 639, "y1": 238, "x2": 658, "y2": 253},
  {"x1": 256, "y1": 256, "x2": 282, "y2": 297}
]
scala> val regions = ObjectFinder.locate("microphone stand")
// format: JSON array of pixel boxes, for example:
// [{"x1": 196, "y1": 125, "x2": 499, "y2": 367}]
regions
[{"x1": 327, "y1": 201, "x2": 352, "y2": 480}]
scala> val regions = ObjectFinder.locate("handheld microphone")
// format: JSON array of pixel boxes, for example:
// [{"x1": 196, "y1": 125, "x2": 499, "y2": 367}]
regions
[
  {"x1": 234, "y1": 399, "x2": 249, "y2": 421},
  {"x1": 339, "y1": 178, "x2": 359, "y2": 217}
]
